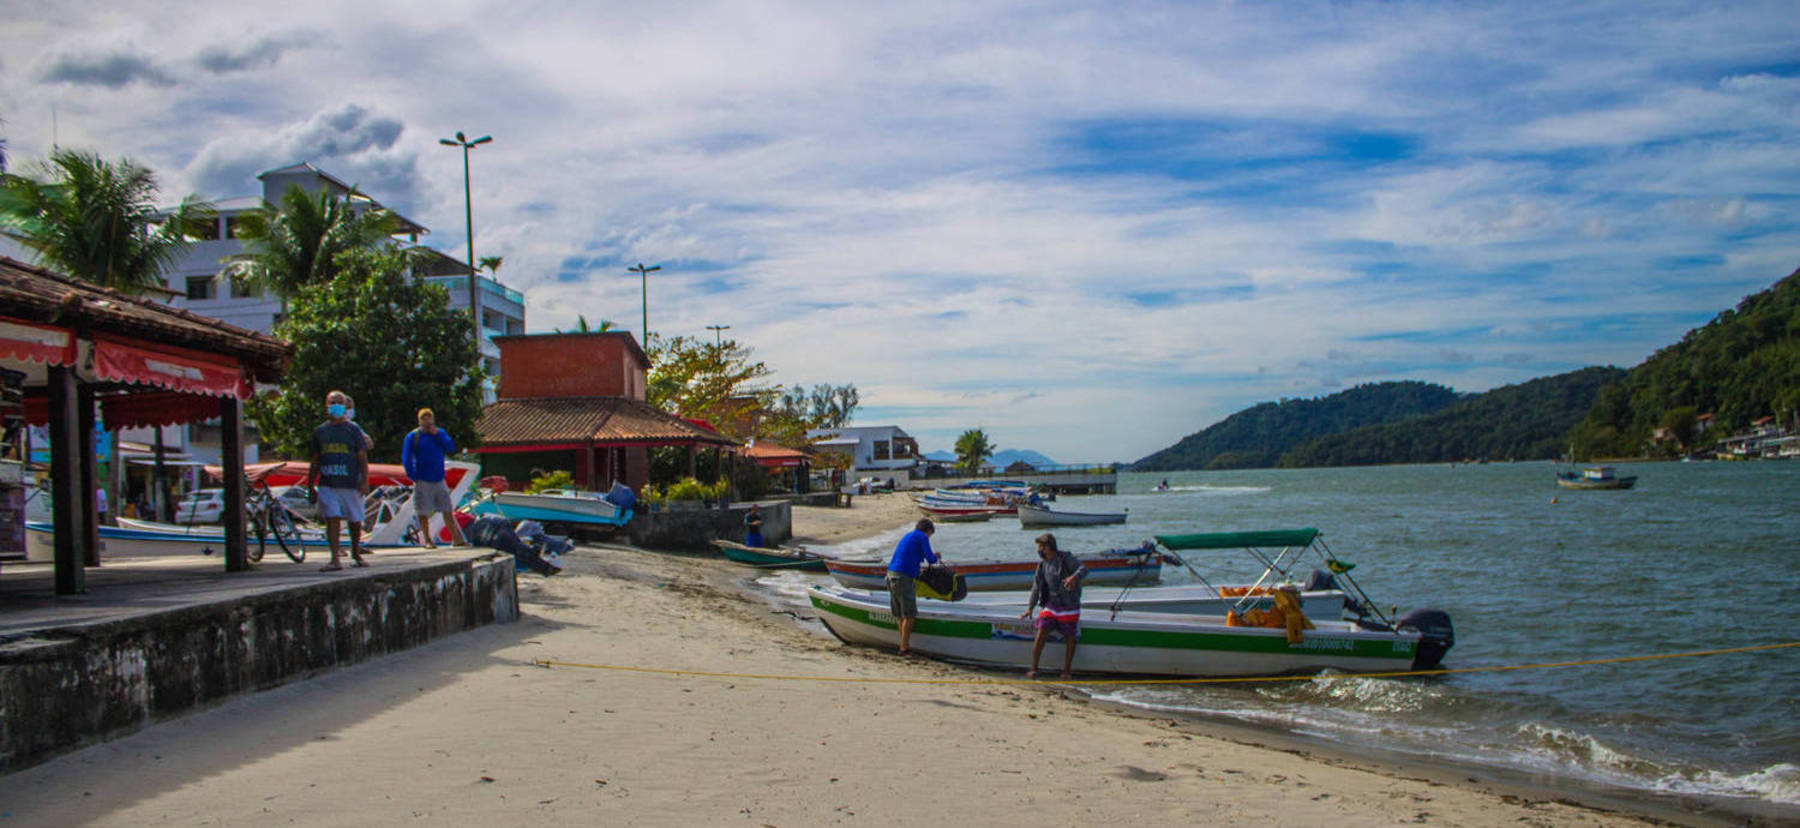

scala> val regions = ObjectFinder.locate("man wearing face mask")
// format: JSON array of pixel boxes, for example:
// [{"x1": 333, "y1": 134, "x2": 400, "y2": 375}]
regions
[
  {"x1": 342, "y1": 394, "x2": 374, "y2": 451},
  {"x1": 307, "y1": 390, "x2": 371, "y2": 570}
]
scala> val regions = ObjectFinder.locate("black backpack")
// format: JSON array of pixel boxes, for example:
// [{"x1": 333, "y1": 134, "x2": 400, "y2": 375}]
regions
[{"x1": 915, "y1": 563, "x2": 968, "y2": 601}]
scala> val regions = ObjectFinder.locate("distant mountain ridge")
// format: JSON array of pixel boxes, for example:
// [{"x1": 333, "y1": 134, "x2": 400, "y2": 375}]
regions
[
  {"x1": 1278, "y1": 367, "x2": 1625, "y2": 467},
  {"x1": 1132, "y1": 381, "x2": 1462, "y2": 471}
]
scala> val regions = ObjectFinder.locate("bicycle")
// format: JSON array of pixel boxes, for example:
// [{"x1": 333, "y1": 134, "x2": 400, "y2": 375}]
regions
[{"x1": 246, "y1": 480, "x2": 306, "y2": 563}]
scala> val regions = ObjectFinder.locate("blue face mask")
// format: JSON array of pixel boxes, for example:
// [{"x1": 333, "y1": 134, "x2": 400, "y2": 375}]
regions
[{"x1": 328, "y1": 403, "x2": 347, "y2": 419}]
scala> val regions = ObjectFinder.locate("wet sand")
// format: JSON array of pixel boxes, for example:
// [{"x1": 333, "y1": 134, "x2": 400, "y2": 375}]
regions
[{"x1": 0, "y1": 493, "x2": 1699, "y2": 825}]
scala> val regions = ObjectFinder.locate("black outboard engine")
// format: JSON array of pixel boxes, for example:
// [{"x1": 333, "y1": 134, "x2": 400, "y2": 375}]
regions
[
  {"x1": 1302, "y1": 569, "x2": 1338, "y2": 592},
  {"x1": 1397, "y1": 609, "x2": 1455, "y2": 670}
]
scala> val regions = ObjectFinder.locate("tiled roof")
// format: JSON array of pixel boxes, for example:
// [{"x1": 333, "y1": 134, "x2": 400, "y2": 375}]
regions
[
  {"x1": 477, "y1": 396, "x2": 739, "y2": 448},
  {"x1": 0, "y1": 256, "x2": 291, "y2": 381},
  {"x1": 744, "y1": 442, "x2": 809, "y2": 461}
]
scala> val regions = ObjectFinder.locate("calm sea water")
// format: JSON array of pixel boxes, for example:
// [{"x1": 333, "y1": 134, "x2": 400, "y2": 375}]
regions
[{"x1": 754, "y1": 462, "x2": 1800, "y2": 811}]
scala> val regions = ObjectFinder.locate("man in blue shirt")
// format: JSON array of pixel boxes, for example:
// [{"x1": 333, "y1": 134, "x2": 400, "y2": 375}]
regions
[
  {"x1": 885, "y1": 518, "x2": 940, "y2": 654},
  {"x1": 402, "y1": 408, "x2": 468, "y2": 548}
]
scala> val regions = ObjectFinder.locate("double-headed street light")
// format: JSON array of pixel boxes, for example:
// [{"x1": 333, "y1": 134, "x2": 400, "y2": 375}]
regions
[
  {"x1": 705, "y1": 324, "x2": 731, "y2": 348},
  {"x1": 627, "y1": 263, "x2": 661, "y2": 345},
  {"x1": 439, "y1": 131, "x2": 492, "y2": 350}
]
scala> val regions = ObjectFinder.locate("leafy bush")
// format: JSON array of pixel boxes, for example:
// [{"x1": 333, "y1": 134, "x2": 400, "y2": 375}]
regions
[{"x1": 525, "y1": 470, "x2": 575, "y2": 494}]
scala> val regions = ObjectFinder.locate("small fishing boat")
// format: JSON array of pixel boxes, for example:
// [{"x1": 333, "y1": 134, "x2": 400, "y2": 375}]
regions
[
  {"x1": 809, "y1": 527, "x2": 1454, "y2": 676},
  {"x1": 710, "y1": 539, "x2": 828, "y2": 571},
  {"x1": 809, "y1": 585, "x2": 1446, "y2": 676},
  {"x1": 465, "y1": 487, "x2": 634, "y2": 527},
  {"x1": 1555, "y1": 466, "x2": 1637, "y2": 490},
  {"x1": 822, "y1": 545, "x2": 1162, "y2": 591},
  {"x1": 1015, "y1": 502, "x2": 1127, "y2": 527},
  {"x1": 929, "y1": 511, "x2": 995, "y2": 523}
]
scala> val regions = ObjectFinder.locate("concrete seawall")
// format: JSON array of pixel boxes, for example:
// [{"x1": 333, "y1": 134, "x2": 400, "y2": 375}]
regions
[{"x1": 0, "y1": 554, "x2": 518, "y2": 774}]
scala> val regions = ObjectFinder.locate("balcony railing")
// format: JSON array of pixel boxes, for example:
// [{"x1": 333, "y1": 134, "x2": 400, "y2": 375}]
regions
[{"x1": 425, "y1": 275, "x2": 524, "y2": 306}]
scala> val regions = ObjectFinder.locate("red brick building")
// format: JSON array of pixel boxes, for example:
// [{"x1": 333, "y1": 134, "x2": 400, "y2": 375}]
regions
[{"x1": 473, "y1": 332, "x2": 737, "y2": 492}]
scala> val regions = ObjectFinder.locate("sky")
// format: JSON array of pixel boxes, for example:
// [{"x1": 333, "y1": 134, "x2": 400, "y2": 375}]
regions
[{"x1": 1, "y1": 1, "x2": 1795, "y2": 462}]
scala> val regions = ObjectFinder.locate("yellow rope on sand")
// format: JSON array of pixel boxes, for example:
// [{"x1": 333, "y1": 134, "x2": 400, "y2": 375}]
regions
[{"x1": 529, "y1": 640, "x2": 1800, "y2": 686}]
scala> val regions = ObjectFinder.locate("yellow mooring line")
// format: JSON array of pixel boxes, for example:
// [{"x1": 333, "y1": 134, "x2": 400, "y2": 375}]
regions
[{"x1": 529, "y1": 640, "x2": 1800, "y2": 686}]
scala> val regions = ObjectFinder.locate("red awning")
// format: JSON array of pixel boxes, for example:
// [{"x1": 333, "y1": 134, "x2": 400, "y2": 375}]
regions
[
  {"x1": 0, "y1": 316, "x2": 76, "y2": 366},
  {"x1": 100, "y1": 390, "x2": 225, "y2": 430},
  {"x1": 92, "y1": 334, "x2": 251, "y2": 398}
]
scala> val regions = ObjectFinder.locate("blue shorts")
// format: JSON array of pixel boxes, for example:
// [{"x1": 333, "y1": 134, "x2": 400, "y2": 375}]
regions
[{"x1": 317, "y1": 487, "x2": 364, "y2": 523}]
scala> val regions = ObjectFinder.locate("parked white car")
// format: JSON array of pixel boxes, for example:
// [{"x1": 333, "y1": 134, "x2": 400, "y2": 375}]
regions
[
  {"x1": 272, "y1": 485, "x2": 319, "y2": 521},
  {"x1": 174, "y1": 489, "x2": 225, "y2": 524}
]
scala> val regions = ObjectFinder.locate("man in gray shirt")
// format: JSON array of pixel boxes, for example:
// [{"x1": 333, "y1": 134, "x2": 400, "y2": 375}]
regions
[{"x1": 1019, "y1": 533, "x2": 1086, "y2": 678}]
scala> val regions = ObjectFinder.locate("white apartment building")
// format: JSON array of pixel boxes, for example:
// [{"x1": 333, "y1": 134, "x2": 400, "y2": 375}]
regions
[{"x1": 805, "y1": 425, "x2": 921, "y2": 484}]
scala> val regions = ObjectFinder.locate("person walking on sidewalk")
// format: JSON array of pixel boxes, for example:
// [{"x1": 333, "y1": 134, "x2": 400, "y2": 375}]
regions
[
  {"x1": 402, "y1": 408, "x2": 468, "y2": 548},
  {"x1": 306, "y1": 390, "x2": 370, "y2": 571}
]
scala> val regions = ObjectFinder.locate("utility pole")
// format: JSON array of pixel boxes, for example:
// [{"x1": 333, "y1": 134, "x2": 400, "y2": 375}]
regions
[
  {"x1": 628, "y1": 263, "x2": 662, "y2": 346},
  {"x1": 439, "y1": 131, "x2": 493, "y2": 350}
]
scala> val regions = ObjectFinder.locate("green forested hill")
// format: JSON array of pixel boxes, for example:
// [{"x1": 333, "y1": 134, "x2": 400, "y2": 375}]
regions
[
  {"x1": 1569, "y1": 267, "x2": 1800, "y2": 458},
  {"x1": 1278, "y1": 367, "x2": 1625, "y2": 467},
  {"x1": 1131, "y1": 381, "x2": 1462, "y2": 471}
]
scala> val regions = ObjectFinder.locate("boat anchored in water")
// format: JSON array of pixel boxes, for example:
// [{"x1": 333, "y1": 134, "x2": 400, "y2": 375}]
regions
[
  {"x1": 1015, "y1": 501, "x2": 1127, "y2": 527},
  {"x1": 1555, "y1": 466, "x2": 1637, "y2": 490}
]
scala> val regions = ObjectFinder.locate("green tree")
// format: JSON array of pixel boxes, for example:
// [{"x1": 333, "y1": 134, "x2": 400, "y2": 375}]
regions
[
  {"x1": 249, "y1": 248, "x2": 486, "y2": 460},
  {"x1": 954, "y1": 428, "x2": 993, "y2": 473},
  {"x1": 645, "y1": 332, "x2": 773, "y2": 442},
  {"x1": 0, "y1": 148, "x2": 212, "y2": 293},
  {"x1": 222, "y1": 183, "x2": 400, "y2": 299},
  {"x1": 774, "y1": 383, "x2": 860, "y2": 429}
]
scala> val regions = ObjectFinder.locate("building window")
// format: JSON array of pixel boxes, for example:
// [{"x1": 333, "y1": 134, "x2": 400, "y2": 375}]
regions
[
  {"x1": 185, "y1": 276, "x2": 217, "y2": 300},
  {"x1": 874, "y1": 440, "x2": 891, "y2": 460},
  {"x1": 229, "y1": 278, "x2": 259, "y2": 299}
]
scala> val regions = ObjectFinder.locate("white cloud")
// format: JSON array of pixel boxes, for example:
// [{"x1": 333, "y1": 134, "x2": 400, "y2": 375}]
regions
[{"x1": 0, "y1": 0, "x2": 1794, "y2": 460}]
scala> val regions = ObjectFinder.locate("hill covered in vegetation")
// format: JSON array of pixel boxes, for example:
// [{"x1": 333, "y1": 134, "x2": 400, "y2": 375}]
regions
[
  {"x1": 1569, "y1": 267, "x2": 1800, "y2": 459},
  {"x1": 1278, "y1": 367, "x2": 1625, "y2": 467},
  {"x1": 1131, "y1": 381, "x2": 1462, "y2": 471}
]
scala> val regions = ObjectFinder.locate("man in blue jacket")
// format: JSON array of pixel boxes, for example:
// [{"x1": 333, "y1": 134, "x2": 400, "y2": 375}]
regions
[
  {"x1": 885, "y1": 518, "x2": 940, "y2": 655},
  {"x1": 402, "y1": 408, "x2": 468, "y2": 548}
]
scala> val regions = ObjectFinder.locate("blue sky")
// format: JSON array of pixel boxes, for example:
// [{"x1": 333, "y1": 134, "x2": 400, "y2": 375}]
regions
[{"x1": 2, "y1": 1, "x2": 1795, "y2": 462}]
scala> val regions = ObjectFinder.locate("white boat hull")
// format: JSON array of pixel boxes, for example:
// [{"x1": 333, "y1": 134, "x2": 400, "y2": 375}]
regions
[
  {"x1": 957, "y1": 585, "x2": 1348, "y2": 619},
  {"x1": 1015, "y1": 502, "x2": 1127, "y2": 526},
  {"x1": 808, "y1": 586, "x2": 1421, "y2": 676}
]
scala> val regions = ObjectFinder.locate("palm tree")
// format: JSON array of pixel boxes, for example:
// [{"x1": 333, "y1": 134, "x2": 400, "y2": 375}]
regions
[
  {"x1": 556, "y1": 314, "x2": 616, "y2": 333},
  {"x1": 0, "y1": 148, "x2": 212, "y2": 294},
  {"x1": 954, "y1": 428, "x2": 994, "y2": 474},
  {"x1": 478, "y1": 255, "x2": 503, "y2": 274},
  {"x1": 222, "y1": 183, "x2": 399, "y2": 299}
]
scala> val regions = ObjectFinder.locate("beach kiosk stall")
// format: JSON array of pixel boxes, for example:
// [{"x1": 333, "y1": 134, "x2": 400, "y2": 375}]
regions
[
  {"x1": 0, "y1": 257, "x2": 290, "y2": 592},
  {"x1": 473, "y1": 332, "x2": 739, "y2": 493}
]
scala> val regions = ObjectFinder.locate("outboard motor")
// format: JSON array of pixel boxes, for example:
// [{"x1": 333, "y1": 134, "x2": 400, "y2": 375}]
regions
[
  {"x1": 1397, "y1": 609, "x2": 1455, "y2": 669},
  {"x1": 1302, "y1": 569, "x2": 1337, "y2": 592}
]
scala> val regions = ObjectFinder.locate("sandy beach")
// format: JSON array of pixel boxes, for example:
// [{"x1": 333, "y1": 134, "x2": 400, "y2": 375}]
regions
[{"x1": 2, "y1": 494, "x2": 1690, "y2": 826}]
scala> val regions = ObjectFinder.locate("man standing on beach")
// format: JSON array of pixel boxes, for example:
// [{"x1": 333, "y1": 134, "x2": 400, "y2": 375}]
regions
[
  {"x1": 885, "y1": 518, "x2": 939, "y2": 655},
  {"x1": 402, "y1": 408, "x2": 468, "y2": 549},
  {"x1": 306, "y1": 390, "x2": 370, "y2": 571},
  {"x1": 1020, "y1": 533, "x2": 1086, "y2": 678}
]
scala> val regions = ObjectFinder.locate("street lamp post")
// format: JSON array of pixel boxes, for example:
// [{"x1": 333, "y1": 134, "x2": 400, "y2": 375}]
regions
[
  {"x1": 439, "y1": 131, "x2": 493, "y2": 350},
  {"x1": 705, "y1": 324, "x2": 731, "y2": 348},
  {"x1": 627, "y1": 263, "x2": 661, "y2": 345}
]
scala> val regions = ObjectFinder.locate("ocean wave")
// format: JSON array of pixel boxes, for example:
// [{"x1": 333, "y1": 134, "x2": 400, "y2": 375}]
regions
[
  {"x1": 1655, "y1": 762, "x2": 1800, "y2": 804},
  {"x1": 1157, "y1": 484, "x2": 1271, "y2": 495}
]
